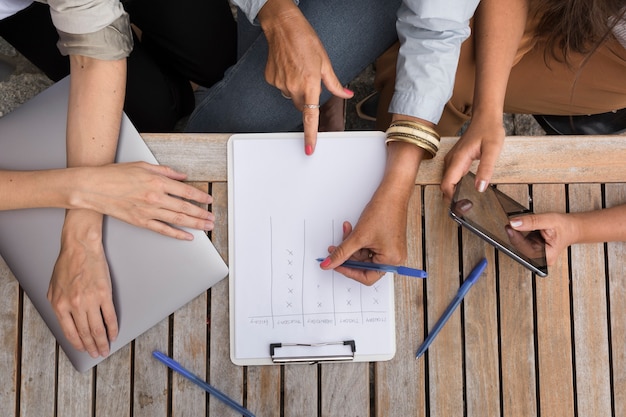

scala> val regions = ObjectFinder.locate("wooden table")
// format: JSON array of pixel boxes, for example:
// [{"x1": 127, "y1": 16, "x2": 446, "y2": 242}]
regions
[{"x1": 1, "y1": 134, "x2": 625, "y2": 417}]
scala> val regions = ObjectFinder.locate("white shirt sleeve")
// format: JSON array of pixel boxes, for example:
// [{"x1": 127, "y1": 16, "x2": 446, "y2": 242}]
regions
[
  {"x1": 612, "y1": 17, "x2": 626, "y2": 50},
  {"x1": 32, "y1": 0, "x2": 132, "y2": 60},
  {"x1": 44, "y1": 0, "x2": 125, "y2": 34},
  {"x1": 0, "y1": 0, "x2": 34, "y2": 20},
  {"x1": 230, "y1": 0, "x2": 299, "y2": 24},
  {"x1": 390, "y1": 0, "x2": 480, "y2": 124}
]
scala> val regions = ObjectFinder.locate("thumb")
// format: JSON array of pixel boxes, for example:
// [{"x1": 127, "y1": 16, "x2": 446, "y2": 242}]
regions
[
  {"x1": 473, "y1": 140, "x2": 502, "y2": 192},
  {"x1": 509, "y1": 214, "x2": 546, "y2": 232},
  {"x1": 321, "y1": 68, "x2": 354, "y2": 99},
  {"x1": 320, "y1": 238, "x2": 360, "y2": 270}
]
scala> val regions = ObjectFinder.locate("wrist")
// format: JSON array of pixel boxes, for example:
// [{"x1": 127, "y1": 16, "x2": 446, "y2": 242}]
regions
[
  {"x1": 64, "y1": 167, "x2": 91, "y2": 210},
  {"x1": 258, "y1": 0, "x2": 300, "y2": 32},
  {"x1": 62, "y1": 209, "x2": 104, "y2": 245},
  {"x1": 379, "y1": 141, "x2": 425, "y2": 204},
  {"x1": 470, "y1": 103, "x2": 505, "y2": 124}
]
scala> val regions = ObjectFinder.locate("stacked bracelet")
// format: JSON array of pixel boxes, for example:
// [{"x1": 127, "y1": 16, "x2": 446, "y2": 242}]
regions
[{"x1": 385, "y1": 120, "x2": 441, "y2": 158}]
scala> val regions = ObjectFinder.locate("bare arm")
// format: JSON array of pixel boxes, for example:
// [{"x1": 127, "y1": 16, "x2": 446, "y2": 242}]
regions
[
  {"x1": 510, "y1": 204, "x2": 626, "y2": 265},
  {"x1": 320, "y1": 114, "x2": 429, "y2": 285},
  {"x1": 47, "y1": 55, "x2": 126, "y2": 358},
  {"x1": 441, "y1": 0, "x2": 530, "y2": 198}
]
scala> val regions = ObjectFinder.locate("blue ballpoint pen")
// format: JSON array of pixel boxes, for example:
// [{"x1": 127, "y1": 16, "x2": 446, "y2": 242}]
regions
[
  {"x1": 316, "y1": 258, "x2": 427, "y2": 278},
  {"x1": 416, "y1": 257, "x2": 488, "y2": 358},
  {"x1": 153, "y1": 351, "x2": 256, "y2": 417}
]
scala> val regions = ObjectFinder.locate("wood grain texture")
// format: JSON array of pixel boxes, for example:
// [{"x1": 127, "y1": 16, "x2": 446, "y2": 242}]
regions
[
  {"x1": 19, "y1": 297, "x2": 57, "y2": 417},
  {"x1": 208, "y1": 182, "x2": 246, "y2": 417},
  {"x1": 284, "y1": 364, "x2": 318, "y2": 417},
  {"x1": 0, "y1": 256, "x2": 18, "y2": 417},
  {"x1": 142, "y1": 134, "x2": 626, "y2": 184},
  {"x1": 462, "y1": 237, "x2": 500, "y2": 417},
  {"x1": 95, "y1": 346, "x2": 132, "y2": 417},
  {"x1": 169, "y1": 180, "x2": 210, "y2": 417},
  {"x1": 423, "y1": 186, "x2": 464, "y2": 417},
  {"x1": 3, "y1": 133, "x2": 625, "y2": 416},
  {"x1": 133, "y1": 320, "x2": 169, "y2": 417},
  {"x1": 532, "y1": 184, "x2": 575, "y2": 417},
  {"x1": 496, "y1": 185, "x2": 537, "y2": 417},
  {"x1": 605, "y1": 183, "x2": 626, "y2": 417},
  {"x1": 320, "y1": 362, "x2": 369, "y2": 417},
  {"x1": 569, "y1": 184, "x2": 612, "y2": 417},
  {"x1": 375, "y1": 186, "x2": 426, "y2": 417},
  {"x1": 56, "y1": 353, "x2": 93, "y2": 417}
]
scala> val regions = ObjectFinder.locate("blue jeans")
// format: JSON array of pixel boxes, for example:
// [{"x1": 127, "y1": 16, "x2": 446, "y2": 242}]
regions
[{"x1": 185, "y1": 0, "x2": 401, "y2": 133}]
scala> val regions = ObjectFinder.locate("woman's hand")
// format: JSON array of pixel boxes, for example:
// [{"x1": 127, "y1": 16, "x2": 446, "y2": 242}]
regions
[
  {"x1": 48, "y1": 209, "x2": 117, "y2": 358},
  {"x1": 319, "y1": 140, "x2": 424, "y2": 285},
  {"x1": 320, "y1": 193, "x2": 410, "y2": 286},
  {"x1": 508, "y1": 212, "x2": 578, "y2": 265},
  {"x1": 75, "y1": 162, "x2": 215, "y2": 240},
  {"x1": 441, "y1": 114, "x2": 506, "y2": 199},
  {"x1": 258, "y1": 0, "x2": 353, "y2": 155}
]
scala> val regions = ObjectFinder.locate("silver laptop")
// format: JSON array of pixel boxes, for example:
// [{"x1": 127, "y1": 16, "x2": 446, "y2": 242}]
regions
[{"x1": 0, "y1": 78, "x2": 229, "y2": 372}]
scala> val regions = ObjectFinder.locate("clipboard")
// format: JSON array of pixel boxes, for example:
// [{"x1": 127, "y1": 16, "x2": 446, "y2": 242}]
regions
[{"x1": 227, "y1": 132, "x2": 396, "y2": 365}]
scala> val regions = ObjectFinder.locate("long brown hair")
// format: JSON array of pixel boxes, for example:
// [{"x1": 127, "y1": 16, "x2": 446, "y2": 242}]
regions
[{"x1": 533, "y1": 0, "x2": 626, "y2": 62}]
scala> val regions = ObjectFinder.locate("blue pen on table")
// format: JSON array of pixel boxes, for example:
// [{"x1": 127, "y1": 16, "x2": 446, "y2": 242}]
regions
[
  {"x1": 153, "y1": 351, "x2": 256, "y2": 417},
  {"x1": 316, "y1": 258, "x2": 427, "y2": 278},
  {"x1": 416, "y1": 257, "x2": 488, "y2": 358}
]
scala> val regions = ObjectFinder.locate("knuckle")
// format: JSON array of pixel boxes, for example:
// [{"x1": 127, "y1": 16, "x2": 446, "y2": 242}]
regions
[
  {"x1": 144, "y1": 191, "x2": 161, "y2": 205},
  {"x1": 91, "y1": 325, "x2": 107, "y2": 339},
  {"x1": 171, "y1": 212, "x2": 186, "y2": 226}
]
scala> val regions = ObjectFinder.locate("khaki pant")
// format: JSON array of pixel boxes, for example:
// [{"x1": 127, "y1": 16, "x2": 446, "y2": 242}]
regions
[{"x1": 374, "y1": 22, "x2": 626, "y2": 136}]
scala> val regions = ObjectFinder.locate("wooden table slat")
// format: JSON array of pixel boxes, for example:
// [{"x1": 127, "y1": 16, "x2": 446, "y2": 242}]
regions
[
  {"x1": 606, "y1": 183, "x2": 626, "y2": 417},
  {"x1": 142, "y1": 134, "x2": 626, "y2": 184},
  {"x1": 533, "y1": 184, "x2": 576, "y2": 417},
  {"x1": 374, "y1": 187, "x2": 426, "y2": 417},
  {"x1": 497, "y1": 185, "x2": 537, "y2": 417},
  {"x1": 423, "y1": 186, "x2": 465, "y2": 417},
  {"x1": 569, "y1": 184, "x2": 613, "y2": 417}
]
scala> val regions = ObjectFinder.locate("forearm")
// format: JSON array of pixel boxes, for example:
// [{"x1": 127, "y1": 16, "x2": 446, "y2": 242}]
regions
[
  {"x1": 570, "y1": 205, "x2": 626, "y2": 244},
  {"x1": 67, "y1": 55, "x2": 126, "y2": 168},
  {"x1": 472, "y1": 0, "x2": 529, "y2": 117},
  {"x1": 0, "y1": 168, "x2": 89, "y2": 210},
  {"x1": 65, "y1": 55, "x2": 126, "y2": 234},
  {"x1": 379, "y1": 135, "x2": 427, "y2": 205}
]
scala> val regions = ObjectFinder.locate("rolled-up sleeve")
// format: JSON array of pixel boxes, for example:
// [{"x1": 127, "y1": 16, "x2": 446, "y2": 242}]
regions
[
  {"x1": 231, "y1": 0, "x2": 299, "y2": 24},
  {"x1": 390, "y1": 0, "x2": 480, "y2": 124},
  {"x1": 41, "y1": 0, "x2": 132, "y2": 60}
]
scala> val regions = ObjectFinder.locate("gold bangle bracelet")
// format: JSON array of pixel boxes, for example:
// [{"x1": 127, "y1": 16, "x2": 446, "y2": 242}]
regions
[
  {"x1": 385, "y1": 136, "x2": 438, "y2": 158},
  {"x1": 389, "y1": 120, "x2": 440, "y2": 141},
  {"x1": 385, "y1": 125, "x2": 440, "y2": 150}
]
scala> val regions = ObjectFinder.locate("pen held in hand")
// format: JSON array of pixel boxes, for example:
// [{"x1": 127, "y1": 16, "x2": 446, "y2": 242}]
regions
[
  {"x1": 416, "y1": 257, "x2": 488, "y2": 358},
  {"x1": 316, "y1": 258, "x2": 427, "y2": 278}
]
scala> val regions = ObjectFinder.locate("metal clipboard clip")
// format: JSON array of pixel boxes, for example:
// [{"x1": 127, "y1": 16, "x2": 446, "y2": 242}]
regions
[{"x1": 269, "y1": 340, "x2": 356, "y2": 364}]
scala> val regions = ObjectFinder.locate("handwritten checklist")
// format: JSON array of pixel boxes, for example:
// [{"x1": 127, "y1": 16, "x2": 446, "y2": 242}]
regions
[{"x1": 228, "y1": 132, "x2": 396, "y2": 365}]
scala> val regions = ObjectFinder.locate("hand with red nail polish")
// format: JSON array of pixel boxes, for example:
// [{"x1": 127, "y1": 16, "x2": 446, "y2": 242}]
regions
[
  {"x1": 319, "y1": 140, "x2": 423, "y2": 286},
  {"x1": 257, "y1": 0, "x2": 354, "y2": 156}
]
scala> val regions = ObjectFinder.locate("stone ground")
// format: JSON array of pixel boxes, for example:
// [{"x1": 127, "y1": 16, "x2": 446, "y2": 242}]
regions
[{"x1": 0, "y1": 36, "x2": 545, "y2": 135}]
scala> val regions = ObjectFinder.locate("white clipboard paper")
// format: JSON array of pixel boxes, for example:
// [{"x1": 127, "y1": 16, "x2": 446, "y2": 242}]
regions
[{"x1": 228, "y1": 132, "x2": 396, "y2": 366}]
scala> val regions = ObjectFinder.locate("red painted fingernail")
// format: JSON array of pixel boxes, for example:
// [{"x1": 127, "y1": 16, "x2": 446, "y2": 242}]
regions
[
  {"x1": 305, "y1": 145, "x2": 313, "y2": 155},
  {"x1": 320, "y1": 258, "x2": 331, "y2": 268},
  {"x1": 344, "y1": 87, "x2": 354, "y2": 96}
]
